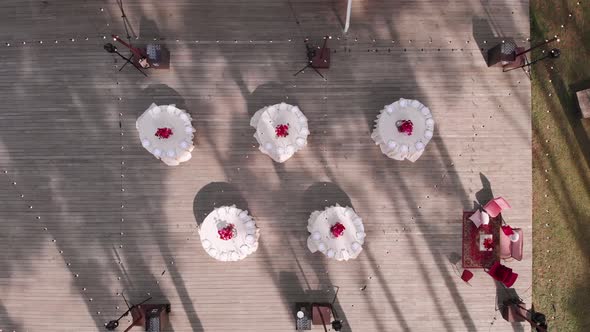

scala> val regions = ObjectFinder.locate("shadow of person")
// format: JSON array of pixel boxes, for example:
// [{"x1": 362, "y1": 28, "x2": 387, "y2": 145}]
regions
[
  {"x1": 193, "y1": 182, "x2": 248, "y2": 226},
  {"x1": 302, "y1": 182, "x2": 353, "y2": 215},
  {"x1": 475, "y1": 172, "x2": 495, "y2": 207}
]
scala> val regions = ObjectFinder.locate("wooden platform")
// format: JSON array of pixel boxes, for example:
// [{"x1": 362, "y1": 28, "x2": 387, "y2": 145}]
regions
[{"x1": 0, "y1": 1, "x2": 531, "y2": 331}]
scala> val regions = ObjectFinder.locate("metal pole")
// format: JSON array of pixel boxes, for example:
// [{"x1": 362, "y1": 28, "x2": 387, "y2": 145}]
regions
[
  {"x1": 344, "y1": 0, "x2": 352, "y2": 33},
  {"x1": 515, "y1": 37, "x2": 557, "y2": 57}
]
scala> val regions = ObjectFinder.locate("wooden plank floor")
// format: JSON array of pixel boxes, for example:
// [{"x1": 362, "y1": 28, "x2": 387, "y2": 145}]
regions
[{"x1": 0, "y1": 1, "x2": 531, "y2": 331}]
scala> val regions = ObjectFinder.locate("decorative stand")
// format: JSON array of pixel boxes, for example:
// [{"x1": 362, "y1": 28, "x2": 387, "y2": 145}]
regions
[
  {"x1": 105, "y1": 295, "x2": 171, "y2": 332},
  {"x1": 487, "y1": 37, "x2": 560, "y2": 76},
  {"x1": 294, "y1": 36, "x2": 331, "y2": 79},
  {"x1": 105, "y1": 296, "x2": 151, "y2": 330},
  {"x1": 293, "y1": 287, "x2": 343, "y2": 332},
  {"x1": 103, "y1": 43, "x2": 148, "y2": 77},
  {"x1": 503, "y1": 48, "x2": 561, "y2": 73},
  {"x1": 128, "y1": 303, "x2": 171, "y2": 332}
]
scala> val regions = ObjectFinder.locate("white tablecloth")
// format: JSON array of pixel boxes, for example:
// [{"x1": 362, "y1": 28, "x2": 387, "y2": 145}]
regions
[
  {"x1": 136, "y1": 103, "x2": 196, "y2": 166},
  {"x1": 250, "y1": 103, "x2": 309, "y2": 163},
  {"x1": 307, "y1": 205, "x2": 366, "y2": 261},
  {"x1": 199, "y1": 205, "x2": 259, "y2": 262},
  {"x1": 371, "y1": 98, "x2": 435, "y2": 162}
]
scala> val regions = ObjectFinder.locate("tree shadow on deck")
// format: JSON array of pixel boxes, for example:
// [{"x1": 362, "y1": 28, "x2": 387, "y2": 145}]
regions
[
  {"x1": 240, "y1": 180, "x2": 355, "y2": 331},
  {"x1": 0, "y1": 300, "x2": 22, "y2": 332},
  {"x1": 0, "y1": 45, "x2": 211, "y2": 330},
  {"x1": 346, "y1": 127, "x2": 486, "y2": 331},
  {"x1": 347, "y1": 19, "x2": 490, "y2": 330},
  {"x1": 0, "y1": 55, "x2": 182, "y2": 331},
  {"x1": 144, "y1": 2, "x2": 528, "y2": 331},
  {"x1": 126, "y1": 83, "x2": 204, "y2": 332}
]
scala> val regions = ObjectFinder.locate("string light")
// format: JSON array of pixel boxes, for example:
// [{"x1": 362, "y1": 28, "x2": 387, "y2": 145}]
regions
[
  {"x1": 1, "y1": 167, "x2": 110, "y2": 317},
  {"x1": 0, "y1": 1, "x2": 582, "y2": 50}
]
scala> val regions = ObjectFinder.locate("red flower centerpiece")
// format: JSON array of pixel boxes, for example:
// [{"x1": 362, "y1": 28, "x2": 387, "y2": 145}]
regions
[
  {"x1": 330, "y1": 222, "x2": 346, "y2": 238},
  {"x1": 218, "y1": 224, "x2": 236, "y2": 241},
  {"x1": 483, "y1": 237, "x2": 494, "y2": 250},
  {"x1": 396, "y1": 120, "x2": 413, "y2": 136},
  {"x1": 275, "y1": 124, "x2": 289, "y2": 137},
  {"x1": 155, "y1": 127, "x2": 173, "y2": 139}
]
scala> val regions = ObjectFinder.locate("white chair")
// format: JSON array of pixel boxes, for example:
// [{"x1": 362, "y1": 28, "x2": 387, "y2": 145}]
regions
[
  {"x1": 162, "y1": 158, "x2": 180, "y2": 166},
  {"x1": 311, "y1": 232, "x2": 321, "y2": 241},
  {"x1": 484, "y1": 197, "x2": 511, "y2": 218},
  {"x1": 326, "y1": 249, "x2": 335, "y2": 258},
  {"x1": 469, "y1": 210, "x2": 490, "y2": 228}
]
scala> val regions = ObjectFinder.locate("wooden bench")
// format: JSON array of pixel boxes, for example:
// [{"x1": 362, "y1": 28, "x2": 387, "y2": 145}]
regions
[{"x1": 576, "y1": 88, "x2": 590, "y2": 118}]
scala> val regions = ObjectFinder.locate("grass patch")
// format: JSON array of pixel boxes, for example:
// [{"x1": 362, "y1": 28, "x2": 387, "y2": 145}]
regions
[{"x1": 531, "y1": 0, "x2": 590, "y2": 331}]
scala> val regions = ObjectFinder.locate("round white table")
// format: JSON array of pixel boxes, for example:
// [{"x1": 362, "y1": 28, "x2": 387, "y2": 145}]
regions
[
  {"x1": 307, "y1": 205, "x2": 366, "y2": 261},
  {"x1": 371, "y1": 98, "x2": 435, "y2": 162},
  {"x1": 199, "y1": 205, "x2": 260, "y2": 262},
  {"x1": 136, "y1": 103, "x2": 196, "y2": 166},
  {"x1": 250, "y1": 102, "x2": 309, "y2": 163}
]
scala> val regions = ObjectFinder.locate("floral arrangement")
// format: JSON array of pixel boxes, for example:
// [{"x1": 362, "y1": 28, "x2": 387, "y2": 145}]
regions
[
  {"x1": 218, "y1": 224, "x2": 236, "y2": 240},
  {"x1": 501, "y1": 225, "x2": 514, "y2": 236},
  {"x1": 275, "y1": 124, "x2": 289, "y2": 137},
  {"x1": 483, "y1": 237, "x2": 494, "y2": 250},
  {"x1": 155, "y1": 127, "x2": 173, "y2": 139},
  {"x1": 330, "y1": 222, "x2": 346, "y2": 238},
  {"x1": 397, "y1": 120, "x2": 413, "y2": 136}
]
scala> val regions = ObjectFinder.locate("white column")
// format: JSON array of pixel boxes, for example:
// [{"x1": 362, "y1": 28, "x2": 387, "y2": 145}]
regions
[{"x1": 344, "y1": 0, "x2": 352, "y2": 33}]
